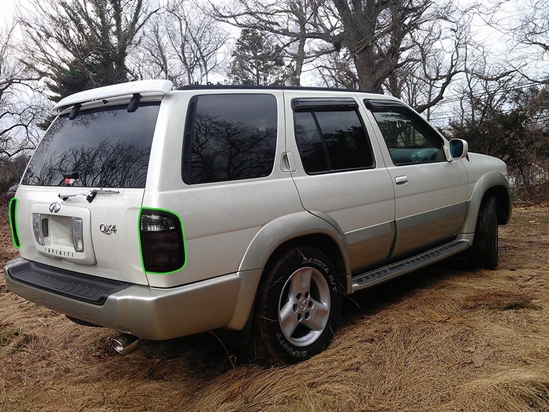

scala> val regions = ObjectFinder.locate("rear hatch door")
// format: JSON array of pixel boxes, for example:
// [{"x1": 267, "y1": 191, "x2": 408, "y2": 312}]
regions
[{"x1": 15, "y1": 98, "x2": 163, "y2": 285}]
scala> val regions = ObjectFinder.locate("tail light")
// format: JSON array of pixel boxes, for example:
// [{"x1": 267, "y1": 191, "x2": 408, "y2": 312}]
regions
[
  {"x1": 140, "y1": 209, "x2": 186, "y2": 273},
  {"x1": 32, "y1": 213, "x2": 45, "y2": 246},
  {"x1": 71, "y1": 217, "x2": 84, "y2": 252}
]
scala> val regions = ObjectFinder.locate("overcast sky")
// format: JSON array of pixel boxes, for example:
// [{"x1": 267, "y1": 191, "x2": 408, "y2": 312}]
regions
[
  {"x1": 3, "y1": 0, "x2": 18, "y2": 24},
  {"x1": 0, "y1": 0, "x2": 538, "y2": 124}
]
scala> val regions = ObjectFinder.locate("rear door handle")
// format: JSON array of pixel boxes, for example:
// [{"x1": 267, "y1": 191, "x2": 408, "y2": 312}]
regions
[
  {"x1": 395, "y1": 175, "x2": 408, "y2": 185},
  {"x1": 281, "y1": 152, "x2": 296, "y2": 172}
]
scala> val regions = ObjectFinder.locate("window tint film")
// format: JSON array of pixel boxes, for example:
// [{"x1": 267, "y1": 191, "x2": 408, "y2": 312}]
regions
[
  {"x1": 183, "y1": 94, "x2": 277, "y2": 184},
  {"x1": 23, "y1": 103, "x2": 160, "y2": 188},
  {"x1": 294, "y1": 108, "x2": 374, "y2": 174},
  {"x1": 294, "y1": 112, "x2": 329, "y2": 173},
  {"x1": 369, "y1": 104, "x2": 444, "y2": 166}
]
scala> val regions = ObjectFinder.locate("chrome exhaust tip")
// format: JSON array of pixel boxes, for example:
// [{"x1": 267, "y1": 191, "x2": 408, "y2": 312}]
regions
[{"x1": 112, "y1": 334, "x2": 141, "y2": 355}]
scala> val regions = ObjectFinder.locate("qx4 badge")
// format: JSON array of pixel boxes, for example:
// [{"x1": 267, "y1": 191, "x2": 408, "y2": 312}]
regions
[{"x1": 99, "y1": 224, "x2": 117, "y2": 235}]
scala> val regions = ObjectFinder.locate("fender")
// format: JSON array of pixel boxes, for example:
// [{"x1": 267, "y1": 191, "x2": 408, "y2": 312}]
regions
[
  {"x1": 238, "y1": 210, "x2": 349, "y2": 273},
  {"x1": 225, "y1": 211, "x2": 349, "y2": 330},
  {"x1": 460, "y1": 171, "x2": 512, "y2": 234}
]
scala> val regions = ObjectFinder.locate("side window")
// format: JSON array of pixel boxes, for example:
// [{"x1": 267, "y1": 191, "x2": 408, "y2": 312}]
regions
[
  {"x1": 182, "y1": 94, "x2": 277, "y2": 184},
  {"x1": 369, "y1": 104, "x2": 445, "y2": 166},
  {"x1": 293, "y1": 105, "x2": 374, "y2": 174}
]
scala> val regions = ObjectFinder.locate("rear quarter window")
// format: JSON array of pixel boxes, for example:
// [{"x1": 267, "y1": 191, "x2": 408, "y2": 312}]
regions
[{"x1": 182, "y1": 94, "x2": 277, "y2": 184}]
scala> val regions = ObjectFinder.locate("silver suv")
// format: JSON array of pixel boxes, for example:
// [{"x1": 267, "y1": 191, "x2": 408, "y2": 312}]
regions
[{"x1": 4, "y1": 80, "x2": 512, "y2": 363}]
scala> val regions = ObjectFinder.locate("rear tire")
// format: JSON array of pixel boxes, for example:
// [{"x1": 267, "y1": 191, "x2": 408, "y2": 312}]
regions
[
  {"x1": 471, "y1": 194, "x2": 498, "y2": 270},
  {"x1": 254, "y1": 246, "x2": 341, "y2": 364}
]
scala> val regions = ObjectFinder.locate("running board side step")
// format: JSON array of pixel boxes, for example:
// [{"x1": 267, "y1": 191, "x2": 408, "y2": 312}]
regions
[{"x1": 350, "y1": 239, "x2": 470, "y2": 293}]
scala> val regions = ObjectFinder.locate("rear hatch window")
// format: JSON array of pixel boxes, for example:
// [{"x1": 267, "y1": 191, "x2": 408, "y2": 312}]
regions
[{"x1": 23, "y1": 103, "x2": 160, "y2": 188}]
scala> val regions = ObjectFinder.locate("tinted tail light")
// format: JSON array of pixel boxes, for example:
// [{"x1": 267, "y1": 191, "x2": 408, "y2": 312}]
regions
[{"x1": 140, "y1": 210, "x2": 186, "y2": 273}]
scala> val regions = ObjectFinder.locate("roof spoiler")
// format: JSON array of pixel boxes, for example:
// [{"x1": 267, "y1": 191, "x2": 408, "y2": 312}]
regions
[{"x1": 54, "y1": 80, "x2": 173, "y2": 111}]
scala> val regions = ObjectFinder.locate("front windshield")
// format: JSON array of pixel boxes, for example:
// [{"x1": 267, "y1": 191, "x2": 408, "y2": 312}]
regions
[{"x1": 23, "y1": 103, "x2": 160, "y2": 188}]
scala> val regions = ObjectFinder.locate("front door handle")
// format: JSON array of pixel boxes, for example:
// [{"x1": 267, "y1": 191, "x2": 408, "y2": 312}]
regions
[{"x1": 395, "y1": 175, "x2": 408, "y2": 185}]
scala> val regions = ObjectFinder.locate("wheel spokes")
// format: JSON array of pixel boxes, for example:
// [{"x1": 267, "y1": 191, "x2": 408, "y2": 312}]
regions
[
  {"x1": 278, "y1": 266, "x2": 331, "y2": 345},
  {"x1": 279, "y1": 300, "x2": 300, "y2": 338},
  {"x1": 289, "y1": 267, "x2": 313, "y2": 295}
]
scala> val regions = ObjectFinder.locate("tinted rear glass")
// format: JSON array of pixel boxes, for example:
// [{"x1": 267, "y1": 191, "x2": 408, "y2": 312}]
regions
[
  {"x1": 294, "y1": 109, "x2": 374, "y2": 174},
  {"x1": 182, "y1": 94, "x2": 277, "y2": 184},
  {"x1": 23, "y1": 103, "x2": 160, "y2": 188}
]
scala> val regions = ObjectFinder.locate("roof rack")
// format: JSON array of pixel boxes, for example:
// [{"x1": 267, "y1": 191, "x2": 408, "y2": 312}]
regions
[{"x1": 176, "y1": 84, "x2": 376, "y2": 93}]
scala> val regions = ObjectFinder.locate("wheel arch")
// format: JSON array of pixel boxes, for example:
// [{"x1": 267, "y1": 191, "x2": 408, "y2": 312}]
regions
[
  {"x1": 491, "y1": 185, "x2": 512, "y2": 225},
  {"x1": 262, "y1": 233, "x2": 348, "y2": 281},
  {"x1": 238, "y1": 211, "x2": 350, "y2": 275},
  {"x1": 462, "y1": 172, "x2": 512, "y2": 234}
]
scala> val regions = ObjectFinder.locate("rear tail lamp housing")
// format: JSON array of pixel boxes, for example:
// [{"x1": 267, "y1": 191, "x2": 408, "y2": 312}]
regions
[
  {"x1": 32, "y1": 213, "x2": 45, "y2": 246},
  {"x1": 140, "y1": 209, "x2": 186, "y2": 273},
  {"x1": 71, "y1": 217, "x2": 84, "y2": 252}
]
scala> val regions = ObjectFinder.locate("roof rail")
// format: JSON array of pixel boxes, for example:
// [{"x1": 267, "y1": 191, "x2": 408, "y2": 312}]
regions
[{"x1": 176, "y1": 84, "x2": 375, "y2": 93}]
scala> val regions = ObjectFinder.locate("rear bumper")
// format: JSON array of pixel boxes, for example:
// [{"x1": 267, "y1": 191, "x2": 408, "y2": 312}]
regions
[{"x1": 4, "y1": 257, "x2": 254, "y2": 340}]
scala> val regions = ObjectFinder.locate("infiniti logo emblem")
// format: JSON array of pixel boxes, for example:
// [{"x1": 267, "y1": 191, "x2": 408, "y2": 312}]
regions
[{"x1": 49, "y1": 202, "x2": 62, "y2": 214}]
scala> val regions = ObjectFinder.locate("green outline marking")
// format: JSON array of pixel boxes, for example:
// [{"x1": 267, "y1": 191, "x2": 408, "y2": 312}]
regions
[{"x1": 8, "y1": 198, "x2": 21, "y2": 249}]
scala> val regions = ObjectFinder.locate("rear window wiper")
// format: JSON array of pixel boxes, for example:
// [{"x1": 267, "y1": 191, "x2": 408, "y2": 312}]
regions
[{"x1": 58, "y1": 189, "x2": 120, "y2": 203}]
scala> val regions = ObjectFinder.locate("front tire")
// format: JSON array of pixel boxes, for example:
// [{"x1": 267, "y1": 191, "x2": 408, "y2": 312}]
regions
[
  {"x1": 471, "y1": 194, "x2": 498, "y2": 269},
  {"x1": 255, "y1": 246, "x2": 341, "y2": 363}
]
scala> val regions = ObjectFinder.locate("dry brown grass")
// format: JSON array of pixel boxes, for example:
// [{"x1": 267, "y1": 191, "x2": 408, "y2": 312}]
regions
[{"x1": 2, "y1": 203, "x2": 549, "y2": 411}]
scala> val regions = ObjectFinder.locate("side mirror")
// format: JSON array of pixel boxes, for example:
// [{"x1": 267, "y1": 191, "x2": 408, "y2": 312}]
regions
[{"x1": 449, "y1": 139, "x2": 468, "y2": 160}]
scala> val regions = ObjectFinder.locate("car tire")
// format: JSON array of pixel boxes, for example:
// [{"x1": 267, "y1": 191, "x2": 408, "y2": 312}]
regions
[
  {"x1": 254, "y1": 246, "x2": 341, "y2": 363},
  {"x1": 471, "y1": 194, "x2": 498, "y2": 270}
]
